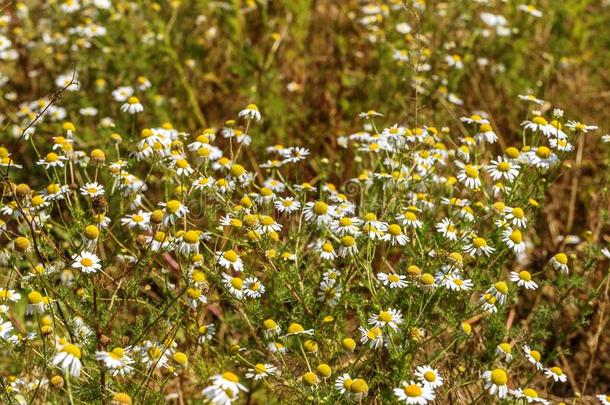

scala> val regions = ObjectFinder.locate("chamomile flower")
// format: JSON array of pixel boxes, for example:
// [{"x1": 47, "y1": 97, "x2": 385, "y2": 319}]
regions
[
  {"x1": 384, "y1": 223, "x2": 409, "y2": 246},
  {"x1": 335, "y1": 373, "x2": 354, "y2": 395},
  {"x1": 488, "y1": 156, "x2": 520, "y2": 181},
  {"x1": 463, "y1": 236, "x2": 495, "y2": 256},
  {"x1": 246, "y1": 363, "x2": 277, "y2": 380},
  {"x1": 198, "y1": 323, "x2": 216, "y2": 344},
  {"x1": 262, "y1": 319, "x2": 281, "y2": 338},
  {"x1": 550, "y1": 253, "x2": 569, "y2": 273},
  {"x1": 216, "y1": 250, "x2": 244, "y2": 272},
  {"x1": 331, "y1": 216, "x2": 362, "y2": 236},
  {"x1": 80, "y1": 182, "x2": 105, "y2": 197},
  {"x1": 414, "y1": 365, "x2": 443, "y2": 389},
  {"x1": 95, "y1": 347, "x2": 134, "y2": 377},
  {"x1": 476, "y1": 123, "x2": 498, "y2": 144},
  {"x1": 377, "y1": 272, "x2": 408, "y2": 288},
  {"x1": 482, "y1": 368, "x2": 509, "y2": 399},
  {"x1": 185, "y1": 287, "x2": 207, "y2": 309},
  {"x1": 304, "y1": 201, "x2": 334, "y2": 226},
  {"x1": 505, "y1": 207, "x2": 528, "y2": 228},
  {"x1": 566, "y1": 120, "x2": 598, "y2": 133},
  {"x1": 394, "y1": 380, "x2": 435, "y2": 404},
  {"x1": 238, "y1": 104, "x2": 262, "y2": 121},
  {"x1": 368, "y1": 308, "x2": 403, "y2": 331},
  {"x1": 52, "y1": 343, "x2": 83, "y2": 377},
  {"x1": 282, "y1": 322, "x2": 314, "y2": 338},
  {"x1": 338, "y1": 235, "x2": 359, "y2": 257},
  {"x1": 159, "y1": 200, "x2": 189, "y2": 225},
  {"x1": 544, "y1": 366, "x2": 567, "y2": 383},
  {"x1": 479, "y1": 293, "x2": 498, "y2": 313},
  {"x1": 457, "y1": 165, "x2": 482, "y2": 189},
  {"x1": 267, "y1": 342, "x2": 287, "y2": 353},
  {"x1": 526, "y1": 146, "x2": 559, "y2": 169},
  {"x1": 0, "y1": 289, "x2": 21, "y2": 302},
  {"x1": 523, "y1": 345, "x2": 544, "y2": 370},
  {"x1": 519, "y1": 94, "x2": 545, "y2": 105},
  {"x1": 243, "y1": 276, "x2": 265, "y2": 298},
  {"x1": 496, "y1": 342, "x2": 513, "y2": 362},
  {"x1": 26, "y1": 291, "x2": 47, "y2": 315},
  {"x1": 120, "y1": 97, "x2": 144, "y2": 114},
  {"x1": 319, "y1": 241, "x2": 337, "y2": 260},
  {"x1": 397, "y1": 208, "x2": 422, "y2": 229},
  {"x1": 72, "y1": 252, "x2": 101, "y2": 274},
  {"x1": 120, "y1": 210, "x2": 151, "y2": 230},
  {"x1": 202, "y1": 372, "x2": 248, "y2": 405},
  {"x1": 510, "y1": 270, "x2": 538, "y2": 290},
  {"x1": 222, "y1": 273, "x2": 245, "y2": 299},
  {"x1": 502, "y1": 228, "x2": 526, "y2": 253},
  {"x1": 256, "y1": 215, "x2": 282, "y2": 234},
  {"x1": 358, "y1": 326, "x2": 384, "y2": 349},
  {"x1": 435, "y1": 218, "x2": 458, "y2": 240},
  {"x1": 274, "y1": 197, "x2": 301, "y2": 214},
  {"x1": 37, "y1": 152, "x2": 67, "y2": 169},
  {"x1": 441, "y1": 272, "x2": 474, "y2": 292},
  {"x1": 511, "y1": 388, "x2": 549, "y2": 404}
]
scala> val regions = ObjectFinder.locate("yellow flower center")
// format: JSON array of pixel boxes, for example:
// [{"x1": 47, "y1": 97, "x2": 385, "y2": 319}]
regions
[
  {"x1": 404, "y1": 384, "x2": 422, "y2": 397},
  {"x1": 46, "y1": 152, "x2": 59, "y2": 162},
  {"x1": 530, "y1": 350, "x2": 541, "y2": 362},
  {"x1": 287, "y1": 323, "x2": 304, "y2": 334},
  {"x1": 28, "y1": 291, "x2": 43, "y2": 304},
  {"x1": 222, "y1": 371, "x2": 240, "y2": 383},
  {"x1": 490, "y1": 369, "x2": 507, "y2": 385},
  {"x1": 473, "y1": 237, "x2": 487, "y2": 248},
  {"x1": 230, "y1": 277, "x2": 243, "y2": 290},
  {"x1": 183, "y1": 230, "x2": 199, "y2": 244},
  {"x1": 341, "y1": 236, "x2": 355, "y2": 247},
  {"x1": 165, "y1": 200, "x2": 181, "y2": 213},
  {"x1": 264, "y1": 319, "x2": 277, "y2": 329},
  {"x1": 388, "y1": 224, "x2": 403, "y2": 236},
  {"x1": 187, "y1": 288, "x2": 202, "y2": 299},
  {"x1": 127, "y1": 96, "x2": 140, "y2": 105},
  {"x1": 465, "y1": 166, "x2": 479, "y2": 178},
  {"x1": 313, "y1": 201, "x2": 328, "y2": 215},
  {"x1": 510, "y1": 230, "x2": 522, "y2": 244},
  {"x1": 550, "y1": 366, "x2": 563, "y2": 375},
  {"x1": 554, "y1": 253, "x2": 568, "y2": 264},
  {"x1": 62, "y1": 344, "x2": 82, "y2": 359},
  {"x1": 223, "y1": 250, "x2": 238, "y2": 262},
  {"x1": 532, "y1": 116, "x2": 548, "y2": 126},
  {"x1": 378, "y1": 311, "x2": 393, "y2": 323},
  {"x1": 80, "y1": 258, "x2": 93, "y2": 267},
  {"x1": 522, "y1": 388, "x2": 538, "y2": 398},
  {"x1": 424, "y1": 371, "x2": 436, "y2": 382},
  {"x1": 497, "y1": 162, "x2": 510, "y2": 172},
  {"x1": 519, "y1": 270, "x2": 532, "y2": 281},
  {"x1": 536, "y1": 146, "x2": 551, "y2": 159}
]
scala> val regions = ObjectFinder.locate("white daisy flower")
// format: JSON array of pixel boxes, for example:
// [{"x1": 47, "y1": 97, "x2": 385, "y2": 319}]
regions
[
  {"x1": 510, "y1": 270, "x2": 538, "y2": 290},
  {"x1": 377, "y1": 272, "x2": 408, "y2": 289},
  {"x1": 52, "y1": 343, "x2": 83, "y2": 377},
  {"x1": 414, "y1": 365, "x2": 443, "y2": 389},
  {"x1": 72, "y1": 252, "x2": 102, "y2": 274},
  {"x1": 482, "y1": 368, "x2": 509, "y2": 399},
  {"x1": 246, "y1": 363, "x2": 277, "y2": 380},
  {"x1": 216, "y1": 250, "x2": 244, "y2": 272},
  {"x1": 393, "y1": 380, "x2": 435, "y2": 404},
  {"x1": 368, "y1": 308, "x2": 403, "y2": 331}
]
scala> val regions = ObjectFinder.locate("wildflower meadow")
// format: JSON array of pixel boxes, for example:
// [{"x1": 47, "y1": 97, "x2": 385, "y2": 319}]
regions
[{"x1": 0, "y1": 0, "x2": 609, "y2": 404}]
